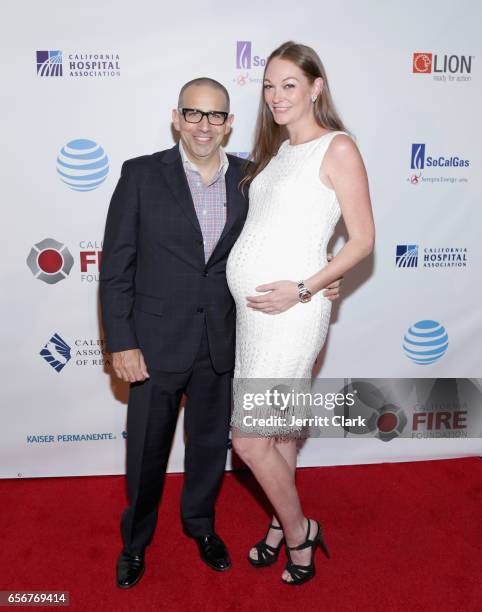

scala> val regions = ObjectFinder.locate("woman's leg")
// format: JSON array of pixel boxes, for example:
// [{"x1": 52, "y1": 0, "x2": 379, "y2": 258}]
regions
[
  {"x1": 232, "y1": 435, "x2": 315, "y2": 580},
  {"x1": 248, "y1": 438, "x2": 298, "y2": 559}
]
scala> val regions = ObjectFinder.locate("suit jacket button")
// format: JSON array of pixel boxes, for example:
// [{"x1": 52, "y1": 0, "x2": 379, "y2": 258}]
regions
[
  {"x1": 198, "y1": 240, "x2": 203, "y2": 246},
  {"x1": 196, "y1": 307, "x2": 204, "y2": 313},
  {"x1": 202, "y1": 271, "x2": 208, "y2": 277}
]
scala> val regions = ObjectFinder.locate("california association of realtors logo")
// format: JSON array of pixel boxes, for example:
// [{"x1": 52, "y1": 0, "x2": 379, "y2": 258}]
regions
[
  {"x1": 234, "y1": 41, "x2": 266, "y2": 86},
  {"x1": 408, "y1": 143, "x2": 469, "y2": 185},
  {"x1": 57, "y1": 139, "x2": 109, "y2": 191},
  {"x1": 403, "y1": 320, "x2": 449, "y2": 366},
  {"x1": 396, "y1": 244, "x2": 468, "y2": 269},
  {"x1": 40, "y1": 333, "x2": 72, "y2": 373},
  {"x1": 27, "y1": 238, "x2": 74, "y2": 284},
  {"x1": 412, "y1": 52, "x2": 473, "y2": 82},
  {"x1": 36, "y1": 50, "x2": 120, "y2": 77}
]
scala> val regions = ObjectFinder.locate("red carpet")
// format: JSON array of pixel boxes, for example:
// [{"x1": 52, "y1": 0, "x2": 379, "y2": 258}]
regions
[{"x1": 1, "y1": 457, "x2": 481, "y2": 611}]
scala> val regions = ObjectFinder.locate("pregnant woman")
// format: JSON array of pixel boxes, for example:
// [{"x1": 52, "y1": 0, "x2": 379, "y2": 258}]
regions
[{"x1": 226, "y1": 41, "x2": 375, "y2": 585}]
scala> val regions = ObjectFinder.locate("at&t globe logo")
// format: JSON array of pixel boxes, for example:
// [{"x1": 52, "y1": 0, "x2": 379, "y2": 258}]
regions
[
  {"x1": 403, "y1": 320, "x2": 449, "y2": 365},
  {"x1": 57, "y1": 139, "x2": 109, "y2": 191}
]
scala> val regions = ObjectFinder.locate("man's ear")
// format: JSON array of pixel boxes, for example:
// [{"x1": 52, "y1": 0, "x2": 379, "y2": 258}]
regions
[
  {"x1": 172, "y1": 108, "x2": 180, "y2": 131},
  {"x1": 225, "y1": 113, "x2": 235, "y2": 133}
]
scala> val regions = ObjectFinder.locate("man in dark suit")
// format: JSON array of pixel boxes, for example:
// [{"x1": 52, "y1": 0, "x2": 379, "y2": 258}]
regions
[{"x1": 100, "y1": 77, "x2": 341, "y2": 589}]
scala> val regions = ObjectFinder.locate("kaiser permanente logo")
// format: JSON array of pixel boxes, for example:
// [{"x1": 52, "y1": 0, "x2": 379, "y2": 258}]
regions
[
  {"x1": 396, "y1": 244, "x2": 468, "y2": 269},
  {"x1": 408, "y1": 143, "x2": 469, "y2": 185},
  {"x1": 234, "y1": 41, "x2": 266, "y2": 86},
  {"x1": 412, "y1": 52, "x2": 473, "y2": 82},
  {"x1": 27, "y1": 432, "x2": 117, "y2": 444},
  {"x1": 36, "y1": 50, "x2": 120, "y2": 78}
]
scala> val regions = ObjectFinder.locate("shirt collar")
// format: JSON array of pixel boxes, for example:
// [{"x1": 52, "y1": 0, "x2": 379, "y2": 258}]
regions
[{"x1": 179, "y1": 139, "x2": 229, "y2": 182}]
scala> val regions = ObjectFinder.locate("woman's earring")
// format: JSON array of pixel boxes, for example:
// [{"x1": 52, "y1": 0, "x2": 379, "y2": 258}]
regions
[{"x1": 311, "y1": 94, "x2": 317, "y2": 103}]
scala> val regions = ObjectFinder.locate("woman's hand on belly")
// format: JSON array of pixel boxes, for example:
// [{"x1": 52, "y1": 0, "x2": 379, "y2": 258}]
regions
[{"x1": 246, "y1": 280, "x2": 299, "y2": 315}]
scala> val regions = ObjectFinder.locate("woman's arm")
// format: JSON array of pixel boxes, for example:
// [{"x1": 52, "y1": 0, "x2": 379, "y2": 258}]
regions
[
  {"x1": 305, "y1": 134, "x2": 375, "y2": 295},
  {"x1": 246, "y1": 135, "x2": 374, "y2": 314}
]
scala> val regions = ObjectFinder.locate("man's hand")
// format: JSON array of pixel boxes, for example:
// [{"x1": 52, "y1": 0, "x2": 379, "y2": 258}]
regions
[
  {"x1": 322, "y1": 252, "x2": 343, "y2": 301},
  {"x1": 112, "y1": 349, "x2": 150, "y2": 383}
]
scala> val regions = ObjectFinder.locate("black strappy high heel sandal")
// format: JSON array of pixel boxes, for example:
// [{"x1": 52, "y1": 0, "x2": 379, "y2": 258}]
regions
[
  {"x1": 248, "y1": 523, "x2": 285, "y2": 567},
  {"x1": 282, "y1": 519, "x2": 330, "y2": 585}
]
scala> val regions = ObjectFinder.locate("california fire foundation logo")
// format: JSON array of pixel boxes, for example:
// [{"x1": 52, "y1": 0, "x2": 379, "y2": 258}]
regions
[{"x1": 27, "y1": 238, "x2": 74, "y2": 284}]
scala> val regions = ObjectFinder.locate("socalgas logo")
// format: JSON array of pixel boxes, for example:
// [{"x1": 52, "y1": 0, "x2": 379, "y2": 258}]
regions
[
  {"x1": 396, "y1": 244, "x2": 468, "y2": 269},
  {"x1": 403, "y1": 320, "x2": 449, "y2": 366},
  {"x1": 36, "y1": 50, "x2": 120, "y2": 78},
  {"x1": 412, "y1": 52, "x2": 473, "y2": 82},
  {"x1": 233, "y1": 41, "x2": 266, "y2": 86},
  {"x1": 57, "y1": 139, "x2": 109, "y2": 191},
  {"x1": 408, "y1": 143, "x2": 469, "y2": 185}
]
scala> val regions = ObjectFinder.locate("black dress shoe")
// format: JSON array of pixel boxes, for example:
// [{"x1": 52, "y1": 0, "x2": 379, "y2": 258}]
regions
[
  {"x1": 195, "y1": 534, "x2": 231, "y2": 571},
  {"x1": 116, "y1": 550, "x2": 145, "y2": 589}
]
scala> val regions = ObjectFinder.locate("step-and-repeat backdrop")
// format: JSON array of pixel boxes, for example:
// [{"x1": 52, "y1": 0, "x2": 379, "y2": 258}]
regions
[{"x1": 1, "y1": 0, "x2": 481, "y2": 478}]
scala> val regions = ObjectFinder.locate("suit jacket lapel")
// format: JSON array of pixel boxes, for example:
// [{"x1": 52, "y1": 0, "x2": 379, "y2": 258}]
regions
[{"x1": 160, "y1": 144, "x2": 203, "y2": 237}]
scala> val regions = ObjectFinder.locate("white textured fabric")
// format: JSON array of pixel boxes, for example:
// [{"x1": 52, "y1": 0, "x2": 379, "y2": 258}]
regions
[{"x1": 226, "y1": 131, "x2": 347, "y2": 436}]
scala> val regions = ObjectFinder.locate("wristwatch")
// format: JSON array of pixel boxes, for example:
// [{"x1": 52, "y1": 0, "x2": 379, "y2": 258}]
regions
[{"x1": 297, "y1": 280, "x2": 312, "y2": 303}]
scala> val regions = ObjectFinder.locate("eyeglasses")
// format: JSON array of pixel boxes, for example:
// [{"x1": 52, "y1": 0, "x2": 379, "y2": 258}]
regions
[{"x1": 179, "y1": 108, "x2": 229, "y2": 126}]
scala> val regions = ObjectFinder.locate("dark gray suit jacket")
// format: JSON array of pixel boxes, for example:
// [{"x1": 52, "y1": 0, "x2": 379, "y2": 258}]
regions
[{"x1": 99, "y1": 143, "x2": 249, "y2": 373}]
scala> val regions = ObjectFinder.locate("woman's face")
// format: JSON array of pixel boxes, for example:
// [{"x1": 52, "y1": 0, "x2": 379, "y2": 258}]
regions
[{"x1": 263, "y1": 57, "x2": 322, "y2": 127}]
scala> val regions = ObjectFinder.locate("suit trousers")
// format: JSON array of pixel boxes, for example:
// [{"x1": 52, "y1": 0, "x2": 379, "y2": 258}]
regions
[{"x1": 120, "y1": 317, "x2": 232, "y2": 554}]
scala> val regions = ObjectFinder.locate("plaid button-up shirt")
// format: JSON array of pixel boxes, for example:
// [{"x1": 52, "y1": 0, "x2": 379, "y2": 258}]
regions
[{"x1": 180, "y1": 140, "x2": 228, "y2": 263}]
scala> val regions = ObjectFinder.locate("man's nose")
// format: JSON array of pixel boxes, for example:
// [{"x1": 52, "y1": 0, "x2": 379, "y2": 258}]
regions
[{"x1": 199, "y1": 115, "x2": 210, "y2": 130}]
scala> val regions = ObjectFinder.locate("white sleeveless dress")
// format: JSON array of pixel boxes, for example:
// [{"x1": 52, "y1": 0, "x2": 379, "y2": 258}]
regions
[{"x1": 226, "y1": 131, "x2": 346, "y2": 437}]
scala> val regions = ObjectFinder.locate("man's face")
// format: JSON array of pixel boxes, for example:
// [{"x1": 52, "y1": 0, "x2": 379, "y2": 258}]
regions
[{"x1": 172, "y1": 84, "x2": 233, "y2": 163}]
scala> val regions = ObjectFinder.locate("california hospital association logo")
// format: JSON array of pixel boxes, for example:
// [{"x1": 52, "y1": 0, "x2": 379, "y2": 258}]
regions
[
  {"x1": 234, "y1": 41, "x2": 266, "y2": 86},
  {"x1": 37, "y1": 51, "x2": 62, "y2": 76},
  {"x1": 36, "y1": 50, "x2": 120, "y2": 78}
]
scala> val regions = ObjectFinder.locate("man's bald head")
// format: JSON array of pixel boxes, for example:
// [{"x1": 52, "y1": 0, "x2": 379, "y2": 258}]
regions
[{"x1": 178, "y1": 77, "x2": 230, "y2": 112}]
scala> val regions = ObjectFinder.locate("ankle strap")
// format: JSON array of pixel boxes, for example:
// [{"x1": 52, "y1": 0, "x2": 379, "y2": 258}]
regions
[
  {"x1": 287, "y1": 519, "x2": 313, "y2": 551},
  {"x1": 269, "y1": 523, "x2": 283, "y2": 530}
]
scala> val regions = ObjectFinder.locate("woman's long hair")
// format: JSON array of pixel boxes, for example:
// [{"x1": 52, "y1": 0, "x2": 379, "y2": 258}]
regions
[{"x1": 240, "y1": 41, "x2": 348, "y2": 191}]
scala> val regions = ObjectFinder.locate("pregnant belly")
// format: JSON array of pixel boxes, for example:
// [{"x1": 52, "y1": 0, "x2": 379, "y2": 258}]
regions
[{"x1": 227, "y1": 234, "x2": 321, "y2": 302}]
